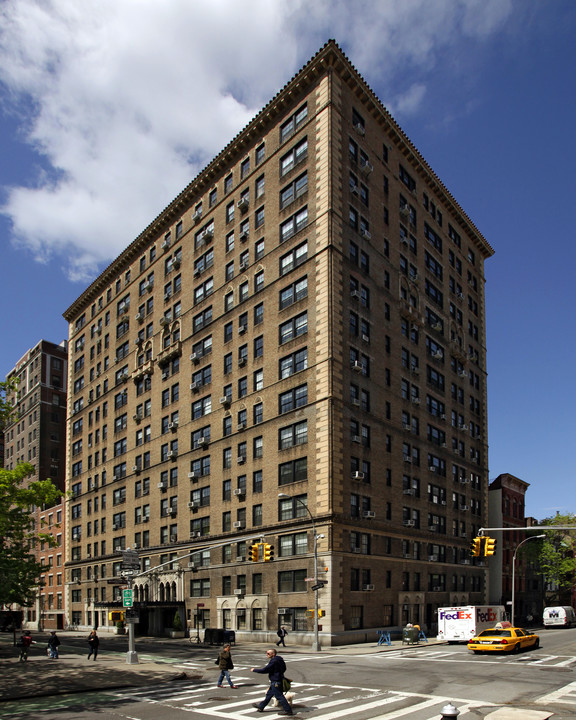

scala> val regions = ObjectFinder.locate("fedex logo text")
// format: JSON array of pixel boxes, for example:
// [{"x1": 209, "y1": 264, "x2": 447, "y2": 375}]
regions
[
  {"x1": 477, "y1": 609, "x2": 498, "y2": 623},
  {"x1": 439, "y1": 610, "x2": 472, "y2": 620}
]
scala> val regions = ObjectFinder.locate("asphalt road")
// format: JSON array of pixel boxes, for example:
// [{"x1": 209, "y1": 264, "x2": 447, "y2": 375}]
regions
[{"x1": 2, "y1": 628, "x2": 576, "y2": 719}]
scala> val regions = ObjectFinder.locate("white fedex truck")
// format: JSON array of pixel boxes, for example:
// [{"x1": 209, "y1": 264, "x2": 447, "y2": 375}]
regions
[{"x1": 437, "y1": 605, "x2": 507, "y2": 643}]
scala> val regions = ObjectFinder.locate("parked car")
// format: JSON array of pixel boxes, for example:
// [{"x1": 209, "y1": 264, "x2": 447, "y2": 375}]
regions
[{"x1": 467, "y1": 627, "x2": 540, "y2": 654}]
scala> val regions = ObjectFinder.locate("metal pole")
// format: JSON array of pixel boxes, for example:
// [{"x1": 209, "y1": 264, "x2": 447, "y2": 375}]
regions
[
  {"x1": 278, "y1": 493, "x2": 321, "y2": 651},
  {"x1": 125, "y1": 574, "x2": 139, "y2": 664},
  {"x1": 511, "y1": 534, "x2": 545, "y2": 627}
]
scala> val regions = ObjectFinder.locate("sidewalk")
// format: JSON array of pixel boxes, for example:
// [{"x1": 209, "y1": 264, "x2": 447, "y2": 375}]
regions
[{"x1": 0, "y1": 633, "x2": 443, "y2": 701}]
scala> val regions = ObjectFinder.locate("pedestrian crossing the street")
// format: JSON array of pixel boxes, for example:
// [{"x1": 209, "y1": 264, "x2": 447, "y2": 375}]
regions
[{"x1": 110, "y1": 678, "x2": 495, "y2": 719}]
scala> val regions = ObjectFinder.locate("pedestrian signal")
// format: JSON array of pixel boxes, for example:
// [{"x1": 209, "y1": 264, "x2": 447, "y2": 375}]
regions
[
  {"x1": 470, "y1": 537, "x2": 482, "y2": 557},
  {"x1": 484, "y1": 537, "x2": 497, "y2": 556},
  {"x1": 318, "y1": 609, "x2": 326, "y2": 618},
  {"x1": 248, "y1": 543, "x2": 260, "y2": 562},
  {"x1": 263, "y1": 543, "x2": 275, "y2": 562}
]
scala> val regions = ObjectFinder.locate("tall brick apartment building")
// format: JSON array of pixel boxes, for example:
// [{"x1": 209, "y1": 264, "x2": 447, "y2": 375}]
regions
[
  {"x1": 62, "y1": 41, "x2": 493, "y2": 644},
  {"x1": 3, "y1": 339, "x2": 68, "y2": 630}
]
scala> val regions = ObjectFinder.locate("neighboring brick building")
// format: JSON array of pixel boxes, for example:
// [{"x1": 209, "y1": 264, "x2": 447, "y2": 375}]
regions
[
  {"x1": 2, "y1": 339, "x2": 68, "y2": 629},
  {"x1": 488, "y1": 473, "x2": 544, "y2": 623},
  {"x1": 62, "y1": 41, "x2": 493, "y2": 644}
]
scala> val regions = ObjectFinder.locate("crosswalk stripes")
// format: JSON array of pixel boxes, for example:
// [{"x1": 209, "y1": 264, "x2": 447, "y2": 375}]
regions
[
  {"x1": 109, "y1": 679, "x2": 496, "y2": 719},
  {"x1": 535, "y1": 680, "x2": 576, "y2": 707}
]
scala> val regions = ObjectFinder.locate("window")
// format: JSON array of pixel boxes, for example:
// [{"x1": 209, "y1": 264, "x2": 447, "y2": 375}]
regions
[
  {"x1": 280, "y1": 241, "x2": 307, "y2": 276},
  {"x1": 280, "y1": 104, "x2": 307, "y2": 143},
  {"x1": 279, "y1": 384, "x2": 307, "y2": 414},
  {"x1": 280, "y1": 172, "x2": 308, "y2": 209},
  {"x1": 279, "y1": 457, "x2": 307, "y2": 486},
  {"x1": 280, "y1": 207, "x2": 308, "y2": 243},
  {"x1": 280, "y1": 276, "x2": 307, "y2": 309},
  {"x1": 279, "y1": 421, "x2": 307, "y2": 450},
  {"x1": 279, "y1": 348, "x2": 307, "y2": 378},
  {"x1": 279, "y1": 312, "x2": 307, "y2": 344}
]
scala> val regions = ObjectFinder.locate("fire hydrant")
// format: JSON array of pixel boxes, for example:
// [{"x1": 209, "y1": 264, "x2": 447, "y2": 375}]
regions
[{"x1": 440, "y1": 702, "x2": 460, "y2": 719}]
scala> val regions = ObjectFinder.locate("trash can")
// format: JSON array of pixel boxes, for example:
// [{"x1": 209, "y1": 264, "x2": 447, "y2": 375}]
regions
[
  {"x1": 403, "y1": 627, "x2": 419, "y2": 645},
  {"x1": 224, "y1": 630, "x2": 236, "y2": 645}
]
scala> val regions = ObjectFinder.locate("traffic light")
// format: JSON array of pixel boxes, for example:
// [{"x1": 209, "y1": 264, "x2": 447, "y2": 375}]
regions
[
  {"x1": 484, "y1": 537, "x2": 497, "y2": 556},
  {"x1": 318, "y1": 609, "x2": 326, "y2": 618},
  {"x1": 470, "y1": 537, "x2": 482, "y2": 557},
  {"x1": 262, "y1": 543, "x2": 275, "y2": 562},
  {"x1": 248, "y1": 543, "x2": 260, "y2": 562}
]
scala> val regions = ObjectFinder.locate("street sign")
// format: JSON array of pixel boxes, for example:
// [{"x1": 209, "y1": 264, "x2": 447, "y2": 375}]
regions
[
  {"x1": 125, "y1": 609, "x2": 139, "y2": 623},
  {"x1": 123, "y1": 589, "x2": 133, "y2": 608},
  {"x1": 107, "y1": 579, "x2": 127, "y2": 585},
  {"x1": 311, "y1": 582, "x2": 325, "y2": 591}
]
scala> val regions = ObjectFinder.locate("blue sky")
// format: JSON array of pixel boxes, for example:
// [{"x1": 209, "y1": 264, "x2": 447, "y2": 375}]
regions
[{"x1": 1, "y1": 0, "x2": 574, "y2": 520}]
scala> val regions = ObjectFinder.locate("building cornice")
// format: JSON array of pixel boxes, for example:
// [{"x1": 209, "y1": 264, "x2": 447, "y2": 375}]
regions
[{"x1": 63, "y1": 39, "x2": 493, "y2": 321}]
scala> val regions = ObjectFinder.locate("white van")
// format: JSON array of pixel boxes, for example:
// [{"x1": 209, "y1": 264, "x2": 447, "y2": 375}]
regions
[{"x1": 543, "y1": 606, "x2": 576, "y2": 628}]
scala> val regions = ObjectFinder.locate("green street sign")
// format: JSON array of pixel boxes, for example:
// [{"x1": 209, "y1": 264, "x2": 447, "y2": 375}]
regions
[{"x1": 122, "y1": 589, "x2": 133, "y2": 608}]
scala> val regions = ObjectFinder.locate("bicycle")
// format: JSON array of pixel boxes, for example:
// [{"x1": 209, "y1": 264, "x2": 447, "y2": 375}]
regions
[{"x1": 189, "y1": 633, "x2": 203, "y2": 644}]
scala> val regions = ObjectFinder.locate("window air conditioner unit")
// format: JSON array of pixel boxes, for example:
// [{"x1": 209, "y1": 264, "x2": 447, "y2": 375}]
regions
[
  {"x1": 360, "y1": 228, "x2": 371, "y2": 240},
  {"x1": 353, "y1": 122, "x2": 365, "y2": 136},
  {"x1": 172, "y1": 258, "x2": 181, "y2": 270},
  {"x1": 167, "y1": 508, "x2": 176, "y2": 515},
  {"x1": 203, "y1": 228, "x2": 214, "y2": 241},
  {"x1": 460, "y1": 505, "x2": 470, "y2": 512},
  {"x1": 361, "y1": 333, "x2": 370, "y2": 343},
  {"x1": 429, "y1": 466, "x2": 437, "y2": 472},
  {"x1": 159, "y1": 316, "x2": 170, "y2": 326},
  {"x1": 220, "y1": 396, "x2": 230, "y2": 405},
  {"x1": 135, "y1": 337, "x2": 143, "y2": 347},
  {"x1": 132, "y1": 466, "x2": 140, "y2": 473},
  {"x1": 362, "y1": 584, "x2": 375, "y2": 591},
  {"x1": 403, "y1": 520, "x2": 415, "y2": 527},
  {"x1": 411, "y1": 398, "x2": 420, "y2": 405},
  {"x1": 236, "y1": 556, "x2": 245, "y2": 562},
  {"x1": 190, "y1": 382, "x2": 200, "y2": 391},
  {"x1": 237, "y1": 198, "x2": 249, "y2": 211},
  {"x1": 429, "y1": 525, "x2": 438, "y2": 532},
  {"x1": 351, "y1": 435, "x2": 361, "y2": 443},
  {"x1": 352, "y1": 547, "x2": 362, "y2": 553},
  {"x1": 240, "y1": 230, "x2": 249, "y2": 242},
  {"x1": 237, "y1": 422, "x2": 246, "y2": 431},
  {"x1": 233, "y1": 521, "x2": 244, "y2": 529},
  {"x1": 142, "y1": 516, "x2": 149, "y2": 523},
  {"x1": 161, "y1": 238, "x2": 171, "y2": 250},
  {"x1": 113, "y1": 475, "x2": 119, "y2": 481},
  {"x1": 237, "y1": 455, "x2": 246, "y2": 464},
  {"x1": 196, "y1": 438, "x2": 208, "y2": 449},
  {"x1": 238, "y1": 325, "x2": 247, "y2": 335},
  {"x1": 167, "y1": 450, "x2": 177, "y2": 459},
  {"x1": 351, "y1": 361, "x2": 363, "y2": 373},
  {"x1": 168, "y1": 421, "x2": 178, "y2": 430},
  {"x1": 399, "y1": 205, "x2": 410, "y2": 217},
  {"x1": 360, "y1": 160, "x2": 373, "y2": 175},
  {"x1": 192, "y1": 209, "x2": 202, "y2": 222},
  {"x1": 433, "y1": 586, "x2": 442, "y2": 592},
  {"x1": 188, "y1": 472, "x2": 197, "y2": 480},
  {"x1": 187, "y1": 562, "x2": 196, "y2": 568},
  {"x1": 403, "y1": 488, "x2": 415, "y2": 495},
  {"x1": 170, "y1": 535, "x2": 177, "y2": 542},
  {"x1": 238, "y1": 357, "x2": 247, "y2": 367},
  {"x1": 429, "y1": 554, "x2": 439, "y2": 562},
  {"x1": 363, "y1": 511, "x2": 375, "y2": 519},
  {"x1": 432, "y1": 351, "x2": 443, "y2": 359},
  {"x1": 157, "y1": 482, "x2": 167, "y2": 490},
  {"x1": 233, "y1": 488, "x2": 245, "y2": 496},
  {"x1": 135, "y1": 312, "x2": 143, "y2": 322},
  {"x1": 162, "y1": 371, "x2": 169, "y2": 380},
  {"x1": 351, "y1": 398, "x2": 361, "y2": 407},
  {"x1": 112, "y1": 524, "x2": 119, "y2": 531},
  {"x1": 233, "y1": 588, "x2": 244, "y2": 595},
  {"x1": 133, "y1": 412, "x2": 143, "y2": 421},
  {"x1": 350, "y1": 290, "x2": 360, "y2": 300},
  {"x1": 351, "y1": 185, "x2": 359, "y2": 195},
  {"x1": 190, "y1": 352, "x2": 200, "y2": 363},
  {"x1": 352, "y1": 471, "x2": 365, "y2": 480},
  {"x1": 278, "y1": 608, "x2": 290, "y2": 614}
]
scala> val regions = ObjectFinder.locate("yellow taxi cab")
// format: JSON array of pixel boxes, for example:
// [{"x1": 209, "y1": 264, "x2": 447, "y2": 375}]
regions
[{"x1": 468, "y1": 626, "x2": 540, "y2": 654}]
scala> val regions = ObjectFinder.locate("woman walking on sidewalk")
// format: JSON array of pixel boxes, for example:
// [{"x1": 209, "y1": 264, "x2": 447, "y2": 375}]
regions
[
  {"x1": 216, "y1": 643, "x2": 238, "y2": 688},
  {"x1": 87, "y1": 630, "x2": 99, "y2": 661}
]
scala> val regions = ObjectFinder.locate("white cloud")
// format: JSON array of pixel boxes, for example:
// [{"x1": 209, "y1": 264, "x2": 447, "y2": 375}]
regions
[{"x1": 0, "y1": 0, "x2": 516, "y2": 281}]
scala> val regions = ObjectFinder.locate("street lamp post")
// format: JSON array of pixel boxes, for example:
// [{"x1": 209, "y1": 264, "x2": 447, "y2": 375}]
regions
[
  {"x1": 278, "y1": 493, "x2": 322, "y2": 652},
  {"x1": 511, "y1": 534, "x2": 545, "y2": 626}
]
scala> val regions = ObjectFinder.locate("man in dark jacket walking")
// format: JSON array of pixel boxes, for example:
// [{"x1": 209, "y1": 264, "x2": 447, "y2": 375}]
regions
[
  {"x1": 216, "y1": 643, "x2": 238, "y2": 688},
  {"x1": 250, "y1": 648, "x2": 293, "y2": 715},
  {"x1": 47, "y1": 631, "x2": 60, "y2": 659}
]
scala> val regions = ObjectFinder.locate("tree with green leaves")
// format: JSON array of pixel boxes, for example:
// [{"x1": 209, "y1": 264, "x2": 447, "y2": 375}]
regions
[
  {"x1": 0, "y1": 463, "x2": 63, "y2": 609},
  {"x1": 539, "y1": 513, "x2": 576, "y2": 605}
]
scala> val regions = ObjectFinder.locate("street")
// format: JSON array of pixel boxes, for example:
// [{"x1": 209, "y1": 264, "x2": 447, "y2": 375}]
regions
[{"x1": 1, "y1": 629, "x2": 576, "y2": 719}]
